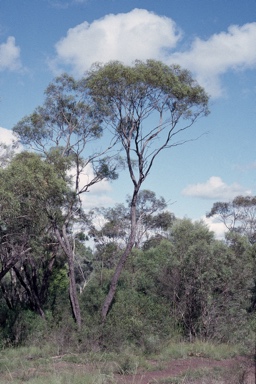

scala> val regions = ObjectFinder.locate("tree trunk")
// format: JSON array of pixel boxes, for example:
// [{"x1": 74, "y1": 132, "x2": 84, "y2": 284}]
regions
[
  {"x1": 101, "y1": 194, "x2": 137, "y2": 322},
  {"x1": 67, "y1": 251, "x2": 82, "y2": 329},
  {"x1": 55, "y1": 225, "x2": 82, "y2": 329}
]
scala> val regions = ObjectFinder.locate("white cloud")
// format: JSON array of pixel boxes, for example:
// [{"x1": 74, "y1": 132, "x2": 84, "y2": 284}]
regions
[
  {"x1": 169, "y1": 22, "x2": 256, "y2": 97},
  {"x1": 51, "y1": 8, "x2": 181, "y2": 75},
  {"x1": 51, "y1": 9, "x2": 256, "y2": 98},
  {"x1": 202, "y1": 215, "x2": 227, "y2": 240},
  {"x1": 81, "y1": 194, "x2": 115, "y2": 211},
  {"x1": 0, "y1": 127, "x2": 18, "y2": 145},
  {"x1": 0, "y1": 127, "x2": 22, "y2": 164},
  {"x1": 0, "y1": 37, "x2": 22, "y2": 71},
  {"x1": 182, "y1": 176, "x2": 251, "y2": 200}
]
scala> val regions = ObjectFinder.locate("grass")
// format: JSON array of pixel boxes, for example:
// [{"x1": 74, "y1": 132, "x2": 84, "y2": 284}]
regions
[
  {"x1": 156, "y1": 369, "x2": 222, "y2": 383},
  {"x1": 154, "y1": 339, "x2": 244, "y2": 361},
  {"x1": 0, "y1": 371, "x2": 116, "y2": 384},
  {"x1": 0, "y1": 340, "x2": 250, "y2": 384}
]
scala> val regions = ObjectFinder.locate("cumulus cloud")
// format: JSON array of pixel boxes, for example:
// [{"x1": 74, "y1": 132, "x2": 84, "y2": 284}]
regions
[
  {"x1": 169, "y1": 22, "x2": 256, "y2": 97},
  {"x1": 51, "y1": 8, "x2": 181, "y2": 75},
  {"x1": 0, "y1": 37, "x2": 22, "y2": 71},
  {"x1": 51, "y1": 8, "x2": 256, "y2": 98},
  {"x1": 182, "y1": 176, "x2": 251, "y2": 200}
]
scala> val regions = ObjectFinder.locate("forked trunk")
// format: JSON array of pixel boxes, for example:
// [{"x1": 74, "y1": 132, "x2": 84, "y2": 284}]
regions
[
  {"x1": 101, "y1": 194, "x2": 137, "y2": 322},
  {"x1": 101, "y1": 241, "x2": 134, "y2": 322}
]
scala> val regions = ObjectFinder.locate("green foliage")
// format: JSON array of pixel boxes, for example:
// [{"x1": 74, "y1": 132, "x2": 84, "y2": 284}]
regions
[
  {"x1": 156, "y1": 219, "x2": 253, "y2": 341},
  {"x1": 87, "y1": 60, "x2": 209, "y2": 321},
  {"x1": 87, "y1": 60, "x2": 209, "y2": 186},
  {"x1": 113, "y1": 350, "x2": 139, "y2": 374},
  {"x1": 88, "y1": 190, "x2": 174, "y2": 250},
  {"x1": 13, "y1": 71, "x2": 121, "y2": 328},
  {"x1": 207, "y1": 195, "x2": 256, "y2": 244},
  {"x1": 0, "y1": 151, "x2": 72, "y2": 320},
  {"x1": 74, "y1": 217, "x2": 255, "y2": 348},
  {"x1": 47, "y1": 266, "x2": 69, "y2": 320},
  {"x1": 0, "y1": 151, "x2": 69, "y2": 228},
  {"x1": 0, "y1": 308, "x2": 48, "y2": 347},
  {"x1": 13, "y1": 73, "x2": 103, "y2": 150},
  {"x1": 0, "y1": 61, "x2": 255, "y2": 350},
  {"x1": 87, "y1": 60, "x2": 209, "y2": 115},
  {"x1": 80, "y1": 262, "x2": 174, "y2": 350}
]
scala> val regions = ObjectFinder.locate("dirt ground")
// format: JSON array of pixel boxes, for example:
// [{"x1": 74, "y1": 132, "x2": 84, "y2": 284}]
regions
[
  {"x1": 114, "y1": 356, "x2": 255, "y2": 384},
  {"x1": 48, "y1": 354, "x2": 255, "y2": 384}
]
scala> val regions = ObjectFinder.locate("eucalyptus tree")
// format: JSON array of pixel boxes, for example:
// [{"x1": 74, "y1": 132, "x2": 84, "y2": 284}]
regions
[
  {"x1": 13, "y1": 74, "x2": 118, "y2": 328},
  {"x1": 86, "y1": 59, "x2": 210, "y2": 321},
  {"x1": 0, "y1": 151, "x2": 69, "y2": 317},
  {"x1": 207, "y1": 195, "x2": 256, "y2": 244}
]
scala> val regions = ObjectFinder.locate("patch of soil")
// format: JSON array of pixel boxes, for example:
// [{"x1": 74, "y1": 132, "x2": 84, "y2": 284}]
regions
[
  {"x1": 48, "y1": 354, "x2": 255, "y2": 384},
  {"x1": 115, "y1": 356, "x2": 255, "y2": 384}
]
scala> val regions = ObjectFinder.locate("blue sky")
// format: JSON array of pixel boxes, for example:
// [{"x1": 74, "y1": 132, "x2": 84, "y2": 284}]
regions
[{"x1": 1, "y1": 0, "x2": 256, "y2": 237}]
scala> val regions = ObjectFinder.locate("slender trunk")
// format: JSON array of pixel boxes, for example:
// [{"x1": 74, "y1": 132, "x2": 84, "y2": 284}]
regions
[
  {"x1": 67, "y1": 251, "x2": 82, "y2": 328},
  {"x1": 101, "y1": 193, "x2": 138, "y2": 322},
  {"x1": 55, "y1": 225, "x2": 82, "y2": 329}
]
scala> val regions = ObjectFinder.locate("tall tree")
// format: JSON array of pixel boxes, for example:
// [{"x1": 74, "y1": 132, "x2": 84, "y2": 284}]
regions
[
  {"x1": 86, "y1": 60, "x2": 209, "y2": 321},
  {"x1": 13, "y1": 74, "x2": 118, "y2": 328}
]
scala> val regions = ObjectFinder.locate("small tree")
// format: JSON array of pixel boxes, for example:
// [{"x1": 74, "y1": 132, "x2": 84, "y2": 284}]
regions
[
  {"x1": 87, "y1": 60, "x2": 209, "y2": 321},
  {"x1": 13, "y1": 74, "x2": 118, "y2": 328}
]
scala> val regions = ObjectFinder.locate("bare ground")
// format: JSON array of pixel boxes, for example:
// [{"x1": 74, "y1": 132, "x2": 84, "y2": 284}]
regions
[
  {"x1": 114, "y1": 356, "x2": 255, "y2": 384},
  {"x1": 5, "y1": 354, "x2": 254, "y2": 383},
  {"x1": 48, "y1": 355, "x2": 256, "y2": 384}
]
